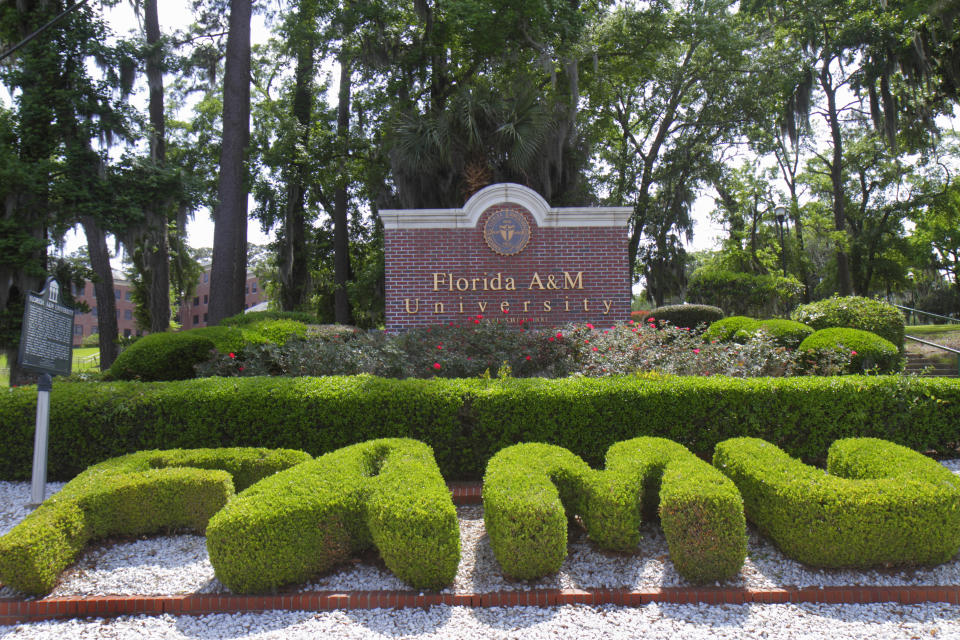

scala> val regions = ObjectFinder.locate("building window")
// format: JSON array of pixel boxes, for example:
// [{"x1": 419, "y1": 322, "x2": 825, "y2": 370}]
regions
[
  {"x1": 90, "y1": 307, "x2": 97, "y2": 316},
  {"x1": 136, "y1": 331, "x2": 142, "y2": 337},
  {"x1": 115, "y1": 289, "x2": 121, "y2": 299},
  {"x1": 74, "y1": 324, "x2": 83, "y2": 335},
  {"x1": 193, "y1": 296, "x2": 200, "y2": 306},
  {"x1": 245, "y1": 286, "x2": 249, "y2": 294},
  {"x1": 193, "y1": 315, "x2": 199, "y2": 325},
  {"x1": 203, "y1": 313, "x2": 208, "y2": 323},
  {"x1": 203, "y1": 294, "x2": 208, "y2": 304},
  {"x1": 92, "y1": 325, "x2": 98, "y2": 334},
  {"x1": 251, "y1": 281, "x2": 257, "y2": 293},
  {"x1": 124, "y1": 309, "x2": 133, "y2": 320},
  {"x1": 203, "y1": 272, "x2": 209, "y2": 283},
  {"x1": 123, "y1": 328, "x2": 131, "y2": 338}
]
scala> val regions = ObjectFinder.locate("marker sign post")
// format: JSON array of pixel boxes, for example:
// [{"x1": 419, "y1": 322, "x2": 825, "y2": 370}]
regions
[{"x1": 17, "y1": 277, "x2": 73, "y2": 506}]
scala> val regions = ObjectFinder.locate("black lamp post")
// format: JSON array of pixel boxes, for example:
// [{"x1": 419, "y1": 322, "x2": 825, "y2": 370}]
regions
[{"x1": 774, "y1": 206, "x2": 787, "y2": 277}]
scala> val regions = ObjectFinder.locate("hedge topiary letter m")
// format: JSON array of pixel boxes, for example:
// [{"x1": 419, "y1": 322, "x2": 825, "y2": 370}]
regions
[{"x1": 206, "y1": 438, "x2": 461, "y2": 592}]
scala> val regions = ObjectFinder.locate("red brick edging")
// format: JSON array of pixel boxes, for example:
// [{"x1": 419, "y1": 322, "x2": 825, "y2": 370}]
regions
[
  {"x1": 2, "y1": 587, "x2": 959, "y2": 625},
  {"x1": 3, "y1": 483, "x2": 958, "y2": 625}
]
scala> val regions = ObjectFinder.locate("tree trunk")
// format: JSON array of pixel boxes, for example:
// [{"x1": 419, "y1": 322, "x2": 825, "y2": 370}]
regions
[
  {"x1": 208, "y1": 0, "x2": 252, "y2": 326},
  {"x1": 278, "y1": 8, "x2": 314, "y2": 311},
  {"x1": 81, "y1": 216, "x2": 119, "y2": 370},
  {"x1": 139, "y1": 0, "x2": 171, "y2": 333},
  {"x1": 821, "y1": 59, "x2": 853, "y2": 296},
  {"x1": 333, "y1": 57, "x2": 353, "y2": 324}
]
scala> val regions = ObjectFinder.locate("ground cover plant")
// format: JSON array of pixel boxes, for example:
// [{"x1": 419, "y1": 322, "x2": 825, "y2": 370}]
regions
[
  {"x1": 206, "y1": 438, "x2": 460, "y2": 592},
  {"x1": 713, "y1": 438, "x2": 960, "y2": 567},
  {"x1": 0, "y1": 448, "x2": 311, "y2": 595},
  {"x1": 483, "y1": 438, "x2": 746, "y2": 584}
]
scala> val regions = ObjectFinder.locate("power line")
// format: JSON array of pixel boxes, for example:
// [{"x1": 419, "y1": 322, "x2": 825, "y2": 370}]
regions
[{"x1": 0, "y1": 0, "x2": 91, "y2": 64}]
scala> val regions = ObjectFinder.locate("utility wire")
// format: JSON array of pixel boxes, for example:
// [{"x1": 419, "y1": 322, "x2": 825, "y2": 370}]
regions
[{"x1": 0, "y1": 0, "x2": 91, "y2": 63}]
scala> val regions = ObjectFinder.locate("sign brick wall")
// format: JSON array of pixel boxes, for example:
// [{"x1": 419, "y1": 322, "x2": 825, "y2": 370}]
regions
[{"x1": 382, "y1": 184, "x2": 632, "y2": 331}]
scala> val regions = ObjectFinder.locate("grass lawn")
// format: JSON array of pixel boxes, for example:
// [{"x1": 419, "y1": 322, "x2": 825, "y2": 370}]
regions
[
  {"x1": 906, "y1": 323, "x2": 960, "y2": 336},
  {"x1": 0, "y1": 347, "x2": 101, "y2": 386}
]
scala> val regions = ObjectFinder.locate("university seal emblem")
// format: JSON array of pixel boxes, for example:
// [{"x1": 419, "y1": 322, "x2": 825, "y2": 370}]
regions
[{"x1": 483, "y1": 209, "x2": 531, "y2": 256}]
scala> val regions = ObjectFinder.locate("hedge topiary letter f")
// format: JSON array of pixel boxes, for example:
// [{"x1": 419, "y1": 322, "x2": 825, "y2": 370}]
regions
[
  {"x1": 206, "y1": 438, "x2": 460, "y2": 593},
  {"x1": 482, "y1": 438, "x2": 747, "y2": 584}
]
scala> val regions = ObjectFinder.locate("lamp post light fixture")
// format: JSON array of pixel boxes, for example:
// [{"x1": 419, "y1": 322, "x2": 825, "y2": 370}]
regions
[{"x1": 774, "y1": 205, "x2": 788, "y2": 277}]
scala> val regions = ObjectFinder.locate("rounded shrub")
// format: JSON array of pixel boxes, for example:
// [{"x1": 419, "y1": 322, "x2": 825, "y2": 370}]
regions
[
  {"x1": 105, "y1": 331, "x2": 217, "y2": 381},
  {"x1": 703, "y1": 316, "x2": 759, "y2": 343},
  {"x1": 221, "y1": 310, "x2": 317, "y2": 327},
  {"x1": 246, "y1": 319, "x2": 307, "y2": 345},
  {"x1": 80, "y1": 333, "x2": 99, "y2": 348},
  {"x1": 798, "y1": 327, "x2": 900, "y2": 373},
  {"x1": 736, "y1": 319, "x2": 814, "y2": 349},
  {"x1": 650, "y1": 304, "x2": 724, "y2": 329},
  {"x1": 790, "y1": 296, "x2": 905, "y2": 349}
]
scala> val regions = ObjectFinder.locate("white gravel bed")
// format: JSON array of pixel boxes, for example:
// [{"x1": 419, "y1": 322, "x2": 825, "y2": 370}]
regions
[
  {"x1": 3, "y1": 603, "x2": 960, "y2": 639},
  {"x1": 3, "y1": 461, "x2": 960, "y2": 599}
]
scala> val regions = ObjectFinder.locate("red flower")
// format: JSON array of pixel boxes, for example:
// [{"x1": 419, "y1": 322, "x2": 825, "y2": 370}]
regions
[
  {"x1": 474, "y1": 319, "x2": 480, "y2": 324},
  {"x1": 693, "y1": 348, "x2": 700, "y2": 354},
  {"x1": 647, "y1": 317, "x2": 656, "y2": 322},
  {"x1": 525, "y1": 355, "x2": 531, "y2": 361},
  {"x1": 228, "y1": 352, "x2": 236, "y2": 359},
  {"x1": 586, "y1": 323, "x2": 595, "y2": 330},
  {"x1": 437, "y1": 344, "x2": 443, "y2": 349},
  {"x1": 476, "y1": 314, "x2": 483, "y2": 319},
  {"x1": 548, "y1": 337, "x2": 555, "y2": 342},
  {"x1": 433, "y1": 362, "x2": 441, "y2": 370},
  {"x1": 592, "y1": 346, "x2": 598, "y2": 352},
  {"x1": 584, "y1": 339, "x2": 590, "y2": 344},
  {"x1": 556, "y1": 331, "x2": 563, "y2": 339},
  {"x1": 238, "y1": 366, "x2": 244, "y2": 372},
  {"x1": 851, "y1": 350, "x2": 858, "y2": 356}
]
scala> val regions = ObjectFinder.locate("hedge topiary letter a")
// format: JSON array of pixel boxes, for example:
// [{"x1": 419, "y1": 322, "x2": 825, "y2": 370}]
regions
[
  {"x1": 714, "y1": 437, "x2": 960, "y2": 567},
  {"x1": 205, "y1": 438, "x2": 460, "y2": 593},
  {"x1": 482, "y1": 438, "x2": 747, "y2": 584}
]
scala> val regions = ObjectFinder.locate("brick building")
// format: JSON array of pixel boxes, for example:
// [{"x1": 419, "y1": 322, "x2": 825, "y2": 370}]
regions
[{"x1": 71, "y1": 268, "x2": 264, "y2": 346}]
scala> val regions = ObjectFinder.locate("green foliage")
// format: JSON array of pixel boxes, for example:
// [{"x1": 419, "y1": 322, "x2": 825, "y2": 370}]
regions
[
  {"x1": 220, "y1": 310, "x2": 317, "y2": 326},
  {"x1": 736, "y1": 319, "x2": 815, "y2": 349},
  {"x1": 713, "y1": 437, "x2": 960, "y2": 567},
  {"x1": 104, "y1": 331, "x2": 217, "y2": 381},
  {"x1": 0, "y1": 447, "x2": 310, "y2": 595},
  {"x1": 483, "y1": 438, "x2": 746, "y2": 584},
  {"x1": 186, "y1": 326, "x2": 258, "y2": 353},
  {"x1": 245, "y1": 319, "x2": 307, "y2": 345},
  {"x1": 703, "y1": 316, "x2": 759, "y2": 343},
  {"x1": 80, "y1": 332, "x2": 100, "y2": 348},
  {"x1": 3, "y1": 376, "x2": 960, "y2": 483},
  {"x1": 790, "y1": 296, "x2": 906, "y2": 349},
  {"x1": 650, "y1": 304, "x2": 725, "y2": 329},
  {"x1": 798, "y1": 327, "x2": 901, "y2": 373},
  {"x1": 688, "y1": 270, "x2": 804, "y2": 317},
  {"x1": 206, "y1": 438, "x2": 459, "y2": 592}
]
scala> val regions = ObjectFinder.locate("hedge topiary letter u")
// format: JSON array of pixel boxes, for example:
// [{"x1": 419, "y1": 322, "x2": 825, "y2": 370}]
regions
[
  {"x1": 205, "y1": 438, "x2": 460, "y2": 593},
  {"x1": 713, "y1": 437, "x2": 960, "y2": 567},
  {"x1": 482, "y1": 438, "x2": 747, "y2": 584},
  {"x1": 0, "y1": 448, "x2": 312, "y2": 596}
]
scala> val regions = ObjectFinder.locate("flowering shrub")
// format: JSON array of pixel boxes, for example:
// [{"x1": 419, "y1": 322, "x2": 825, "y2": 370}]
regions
[{"x1": 196, "y1": 317, "x2": 856, "y2": 380}]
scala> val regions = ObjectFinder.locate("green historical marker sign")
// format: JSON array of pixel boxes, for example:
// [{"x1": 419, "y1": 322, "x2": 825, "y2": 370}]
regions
[{"x1": 18, "y1": 277, "x2": 73, "y2": 377}]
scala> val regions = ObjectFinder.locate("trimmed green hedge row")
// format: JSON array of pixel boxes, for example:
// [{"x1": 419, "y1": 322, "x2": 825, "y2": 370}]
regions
[
  {"x1": 483, "y1": 438, "x2": 746, "y2": 584},
  {"x1": 713, "y1": 438, "x2": 960, "y2": 567},
  {"x1": 206, "y1": 438, "x2": 460, "y2": 592},
  {"x1": 798, "y1": 327, "x2": 901, "y2": 373},
  {"x1": 0, "y1": 448, "x2": 311, "y2": 595},
  {"x1": 2, "y1": 376, "x2": 960, "y2": 482}
]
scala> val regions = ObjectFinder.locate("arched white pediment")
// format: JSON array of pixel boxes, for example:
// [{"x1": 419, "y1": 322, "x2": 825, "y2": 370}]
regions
[{"x1": 379, "y1": 183, "x2": 632, "y2": 229}]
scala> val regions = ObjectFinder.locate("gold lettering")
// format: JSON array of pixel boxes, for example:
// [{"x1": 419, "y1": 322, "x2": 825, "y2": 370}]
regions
[
  {"x1": 603, "y1": 300, "x2": 612, "y2": 314},
  {"x1": 583, "y1": 299, "x2": 590, "y2": 311},
  {"x1": 546, "y1": 275, "x2": 560, "y2": 290},
  {"x1": 523, "y1": 301, "x2": 530, "y2": 312},
  {"x1": 505, "y1": 277, "x2": 516, "y2": 291},
  {"x1": 456, "y1": 278, "x2": 469, "y2": 291},
  {"x1": 490, "y1": 273, "x2": 502, "y2": 290},
  {"x1": 500, "y1": 301, "x2": 510, "y2": 313},
  {"x1": 432, "y1": 274, "x2": 446, "y2": 292},
  {"x1": 459, "y1": 299, "x2": 464, "y2": 313},
  {"x1": 448, "y1": 273, "x2": 454, "y2": 291},
  {"x1": 543, "y1": 300, "x2": 552, "y2": 312},
  {"x1": 528, "y1": 273, "x2": 544, "y2": 289},
  {"x1": 404, "y1": 299, "x2": 420, "y2": 314},
  {"x1": 434, "y1": 302, "x2": 445, "y2": 314},
  {"x1": 564, "y1": 299, "x2": 570, "y2": 311},
  {"x1": 483, "y1": 276, "x2": 489, "y2": 291},
  {"x1": 563, "y1": 272, "x2": 584, "y2": 290},
  {"x1": 478, "y1": 301, "x2": 488, "y2": 313},
  {"x1": 471, "y1": 278, "x2": 480, "y2": 290}
]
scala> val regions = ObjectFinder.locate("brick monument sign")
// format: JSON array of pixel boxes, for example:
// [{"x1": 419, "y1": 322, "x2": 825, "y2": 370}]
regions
[{"x1": 382, "y1": 183, "x2": 632, "y2": 330}]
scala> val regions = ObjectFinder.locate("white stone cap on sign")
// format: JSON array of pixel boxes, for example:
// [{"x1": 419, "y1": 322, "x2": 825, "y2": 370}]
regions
[{"x1": 380, "y1": 183, "x2": 633, "y2": 229}]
